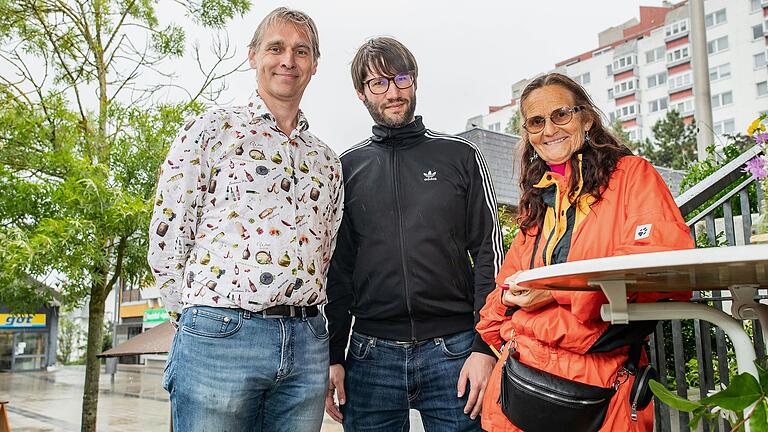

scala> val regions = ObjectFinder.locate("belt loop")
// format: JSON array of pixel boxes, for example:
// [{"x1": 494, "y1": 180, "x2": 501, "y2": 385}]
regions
[
  {"x1": 301, "y1": 306, "x2": 307, "y2": 319},
  {"x1": 243, "y1": 310, "x2": 251, "y2": 319},
  {"x1": 370, "y1": 336, "x2": 377, "y2": 348},
  {"x1": 434, "y1": 337, "x2": 442, "y2": 346}
]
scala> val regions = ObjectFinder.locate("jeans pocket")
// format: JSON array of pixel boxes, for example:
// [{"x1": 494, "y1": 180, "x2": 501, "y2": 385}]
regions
[
  {"x1": 305, "y1": 313, "x2": 330, "y2": 340},
  {"x1": 439, "y1": 331, "x2": 473, "y2": 359},
  {"x1": 162, "y1": 333, "x2": 179, "y2": 391},
  {"x1": 347, "y1": 333, "x2": 372, "y2": 361},
  {"x1": 181, "y1": 307, "x2": 242, "y2": 338}
]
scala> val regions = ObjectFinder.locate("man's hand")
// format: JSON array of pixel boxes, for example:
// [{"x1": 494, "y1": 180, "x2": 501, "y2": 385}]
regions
[
  {"x1": 500, "y1": 273, "x2": 555, "y2": 311},
  {"x1": 325, "y1": 364, "x2": 346, "y2": 423},
  {"x1": 457, "y1": 352, "x2": 496, "y2": 419}
]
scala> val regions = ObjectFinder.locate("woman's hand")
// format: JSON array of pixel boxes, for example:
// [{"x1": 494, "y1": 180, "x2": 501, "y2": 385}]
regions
[{"x1": 500, "y1": 272, "x2": 555, "y2": 311}]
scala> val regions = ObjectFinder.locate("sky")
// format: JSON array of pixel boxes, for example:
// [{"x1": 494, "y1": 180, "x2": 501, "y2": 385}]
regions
[{"x1": 166, "y1": 1, "x2": 652, "y2": 154}]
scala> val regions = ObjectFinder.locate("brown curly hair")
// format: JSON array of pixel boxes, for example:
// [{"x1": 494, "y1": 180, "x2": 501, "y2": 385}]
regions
[{"x1": 517, "y1": 73, "x2": 633, "y2": 236}]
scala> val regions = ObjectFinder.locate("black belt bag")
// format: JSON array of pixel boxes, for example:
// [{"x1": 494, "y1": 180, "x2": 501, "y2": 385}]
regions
[{"x1": 500, "y1": 349, "x2": 616, "y2": 432}]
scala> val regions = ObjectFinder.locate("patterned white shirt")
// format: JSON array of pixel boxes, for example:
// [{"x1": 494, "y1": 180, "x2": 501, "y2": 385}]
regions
[{"x1": 148, "y1": 93, "x2": 343, "y2": 316}]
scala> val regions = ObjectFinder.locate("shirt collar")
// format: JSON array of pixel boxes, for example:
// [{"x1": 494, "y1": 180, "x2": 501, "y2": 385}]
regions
[{"x1": 247, "y1": 92, "x2": 310, "y2": 134}]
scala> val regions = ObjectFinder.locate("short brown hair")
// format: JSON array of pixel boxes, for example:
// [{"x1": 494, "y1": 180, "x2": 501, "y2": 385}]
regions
[
  {"x1": 248, "y1": 7, "x2": 320, "y2": 62},
  {"x1": 351, "y1": 37, "x2": 418, "y2": 94}
]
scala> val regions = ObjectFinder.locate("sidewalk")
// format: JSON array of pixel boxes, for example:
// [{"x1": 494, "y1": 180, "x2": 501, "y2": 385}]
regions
[{"x1": 0, "y1": 365, "x2": 345, "y2": 431}]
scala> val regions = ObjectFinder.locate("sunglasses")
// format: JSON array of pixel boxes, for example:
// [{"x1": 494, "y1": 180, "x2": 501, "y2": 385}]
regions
[
  {"x1": 523, "y1": 106, "x2": 584, "y2": 134},
  {"x1": 363, "y1": 72, "x2": 415, "y2": 95}
]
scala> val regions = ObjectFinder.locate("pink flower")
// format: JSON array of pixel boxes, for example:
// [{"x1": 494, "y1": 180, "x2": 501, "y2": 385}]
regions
[
  {"x1": 755, "y1": 132, "x2": 768, "y2": 145},
  {"x1": 744, "y1": 156, "x2": 768, "y2": 179}
]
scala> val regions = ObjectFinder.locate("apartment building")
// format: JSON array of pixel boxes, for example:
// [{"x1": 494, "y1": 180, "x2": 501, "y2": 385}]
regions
[{"x1": 467, "y1": 0, "x2": 768, "y2": 146}]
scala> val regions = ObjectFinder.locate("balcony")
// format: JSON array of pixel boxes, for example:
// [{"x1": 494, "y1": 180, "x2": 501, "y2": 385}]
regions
[
  {"x1": 612, "y1": 61, "x2": 636, "y2": 76},
  {"x1": 666, "y1": 55, "x2": 691, "y2": 69},
  {"x1": 668, "y1": 82, "x2": 693, "y2": 94}
]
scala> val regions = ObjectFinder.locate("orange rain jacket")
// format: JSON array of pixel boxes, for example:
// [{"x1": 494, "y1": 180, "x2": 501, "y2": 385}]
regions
[{"x1": 478, "y1": 156, "x2": 695, "y2": 432}]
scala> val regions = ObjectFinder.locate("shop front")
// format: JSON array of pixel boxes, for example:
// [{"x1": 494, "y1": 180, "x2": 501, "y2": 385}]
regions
[{"x1": 0, "y1": 307, "x2": 58, "y2": 371}]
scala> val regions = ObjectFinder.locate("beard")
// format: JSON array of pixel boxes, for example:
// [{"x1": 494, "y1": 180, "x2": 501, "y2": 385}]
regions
[{"x1": 364, "y1": 94, "x2": 417, "y2": 128}]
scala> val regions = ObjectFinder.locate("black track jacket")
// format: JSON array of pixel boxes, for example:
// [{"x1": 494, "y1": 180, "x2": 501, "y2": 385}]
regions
[{"x1": 326, "y1": 117, "x2": 504, "y2": 365}]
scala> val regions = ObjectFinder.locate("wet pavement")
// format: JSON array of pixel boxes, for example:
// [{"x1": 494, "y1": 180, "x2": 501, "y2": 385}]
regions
[
  {"x1": 0, "y1": 365, "x2": 345, "y2": 431},
  {"x1": 1, "y1": 365, "x2": 425, "y2": 431}
]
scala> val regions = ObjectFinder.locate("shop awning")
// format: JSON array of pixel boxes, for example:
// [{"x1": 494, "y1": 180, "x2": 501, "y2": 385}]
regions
[{"x1": 98, "y1": 321, "x2": 174, "y2": 357}]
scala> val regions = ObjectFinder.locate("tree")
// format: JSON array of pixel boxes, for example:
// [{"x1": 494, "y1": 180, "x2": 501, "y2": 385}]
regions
[
  {"x1": 505, "y1": 108, "x2": 522, "y2": 136},
  {"x1": 0, "y1": 1, "x2": 248, "y2": 430},
  {"x1": 637, "y1": 110, "x2": 698, "y2": 170},
  {"x1": 57, "y1": 315, "x2": 85, "y2": 364},
  {"x1": 610, "y1": 119, "x2": 639, "y2": 151}
]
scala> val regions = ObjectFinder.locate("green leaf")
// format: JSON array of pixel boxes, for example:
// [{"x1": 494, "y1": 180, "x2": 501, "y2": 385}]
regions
[
  {"x1": 689, "y1": 406, "x2": 706, "y2": 429},
  {"x1": 750, "y1": 400, "x2": 768, "y2": 432},
  {"x1": 649, "y1": 380, "x2": 701, "y2": 412},
  {"x1": 757, "y1": 360, "x2": 768, "y2": 395},
  {"x1": 701, "y1": 373, "x2": 762, "y2": 412}
]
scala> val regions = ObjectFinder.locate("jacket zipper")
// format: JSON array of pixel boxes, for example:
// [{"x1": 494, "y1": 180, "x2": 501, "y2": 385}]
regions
[
  {"x1": 392, "y1": 146, "x2": 415, "y2": 340},
  {"x1": 505, "y1": 370, "x2": 609, "y2": 406}
]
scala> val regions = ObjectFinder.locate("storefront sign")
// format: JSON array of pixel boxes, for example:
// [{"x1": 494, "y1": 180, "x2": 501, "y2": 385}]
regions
[
  {"x1": 143, "y1": 308, "x2": 169, "y2": 324},
  {"x1": 0, "y1": 313, "x2": 46, "y2": 329}
]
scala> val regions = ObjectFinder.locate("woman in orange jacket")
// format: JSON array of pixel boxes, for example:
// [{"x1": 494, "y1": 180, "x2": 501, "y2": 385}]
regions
[{"x1": 477, "y1": 73, "x2": 694, "y2": 432}]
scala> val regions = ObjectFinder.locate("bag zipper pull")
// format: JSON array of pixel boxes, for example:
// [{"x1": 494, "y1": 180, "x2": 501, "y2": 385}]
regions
[{"x1": 631, "y1": 402, "x2": 638, "y2": 421}]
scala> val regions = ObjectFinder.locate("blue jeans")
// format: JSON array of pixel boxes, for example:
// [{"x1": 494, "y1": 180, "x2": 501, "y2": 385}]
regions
[
  {"x1": 163, "y1": 306, "x2": 329, "y2": 432},
  {"x1": 341, "y1": 330, "x2": 481, "y2": 432}
]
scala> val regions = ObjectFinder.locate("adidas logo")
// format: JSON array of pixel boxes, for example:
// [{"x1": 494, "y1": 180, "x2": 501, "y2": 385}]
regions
[{"x1": 423, "y1": 170, "x2": 437, "y2": 182}]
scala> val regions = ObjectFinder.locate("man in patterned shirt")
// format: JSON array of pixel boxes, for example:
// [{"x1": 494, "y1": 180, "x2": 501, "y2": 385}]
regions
[{"x1": 147, "y1": 7, "x2": 343, "y2": 431}]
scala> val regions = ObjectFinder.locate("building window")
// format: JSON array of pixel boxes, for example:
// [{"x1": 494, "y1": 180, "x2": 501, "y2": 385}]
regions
[
  {"x1": 711, "y1": 91, "x2": 734, "y2": 108},
  {"x1": 645, "y1": 46, "x2": 665, "y2": 64},
  {"x1": 614, "y1": 79, "x2": 638, "y2": 96},
  {"x1": 607, "y1": 88, "x2": 614, "y2": 99},
  {"x1": 713, "y1": 119, "x2": 736, "y2": 135},
  {"x1": 667, "y1": 46, "x2": 690, "y2": 63},
  {"x1": 751, "y1": 0, "x2": 762, "y2": 13},
  {"x1": 705, "y1": 9, "x2": 727, "y2": 28},
  {"x1": 613, "y1": 55, "x2": 635, "y2": 72},
  {"x1": 709, "y1": 63, "x2": 731, "y2": 81},
  {"x1": 753, "y1": 24, "x2": 765, "y2": 40},
  {"x1": 707, "y1": 36, "x2": 729, "y2": 55},
  {"x1": 671, "y1": 99, "x2": 694, "y2": 115},
  {"x1": 758, "y1": 81, "x2": 768, "y2": 97},
  {"x1": 648, "y1": 97, "x2": 669, "y2": 113},
  {"x1": 647, "y1": 71, "x2": 668, "y2": 88},
  {"x1": 615, "y1": 104, "x2": 638, "y2": 119},
  {"x1": 668, "y1": 72, "x2": 693, "y2": 91},
  {"x1": 573, "y1": 72, "x2": 591, "y2": 86},
  {"x1": 606, "y1": 64, "x2": 613, "y2": 76},
  {"x1": 755, "y1": 52, "x2": 768, "y2": 69},
  {"x1": 665, "y1": 20, "x2": 689, "y2": 38},
  {"x1": 627, "y1": 128, "x2": 641, "y2": 142}
]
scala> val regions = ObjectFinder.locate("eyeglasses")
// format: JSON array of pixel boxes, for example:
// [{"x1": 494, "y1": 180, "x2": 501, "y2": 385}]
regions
[
  {"x1": 523, "y1": 106, "x2": 585, "y2": 134},
  {"x1": 363, "y1": 72, "x2": 415, "y2": 95}
]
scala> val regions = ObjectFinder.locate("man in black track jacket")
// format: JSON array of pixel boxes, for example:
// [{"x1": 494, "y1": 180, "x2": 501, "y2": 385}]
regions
[{"x1": 324, "y1": 37, "x2": 503, "y2": 431}]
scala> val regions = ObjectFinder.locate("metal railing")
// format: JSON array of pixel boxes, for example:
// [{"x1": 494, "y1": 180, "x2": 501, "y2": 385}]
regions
[{"x1": 650, "y1": 145, "x2": 765, "y2": 432}]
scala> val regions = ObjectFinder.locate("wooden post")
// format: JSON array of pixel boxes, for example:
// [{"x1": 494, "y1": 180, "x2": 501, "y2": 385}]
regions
[{"x1": 0, "y1": 400, "x2": 11, "y2": 432}]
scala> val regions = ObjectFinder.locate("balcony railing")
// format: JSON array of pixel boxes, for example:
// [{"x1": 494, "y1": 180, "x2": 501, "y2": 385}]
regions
[{"x1": 650, "y1": 145, "x2": 765, "y2": 432}]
